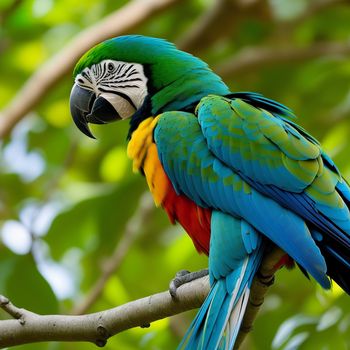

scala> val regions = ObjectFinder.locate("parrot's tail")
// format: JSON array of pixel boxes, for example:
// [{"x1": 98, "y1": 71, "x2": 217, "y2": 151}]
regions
[
  {"x1": 311, "y1": 179, "x2": 350, "y2": 294},
  {"x1": 320, "y1": 243, "x2": 350, "y2": 295},
  {"x1": 178, "y1": 249, "x2": 263, "y2": 350},
  {"x1": 317, "y1": 235, "x2": 350, "y2": 294}
]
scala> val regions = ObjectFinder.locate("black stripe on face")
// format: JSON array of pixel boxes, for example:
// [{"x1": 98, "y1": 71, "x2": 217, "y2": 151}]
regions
[
  {"x1": 116, "y1": 64, "x2": 125, "y2": 75},
  {"x1": 126, "y1": 71, "x2": 138, "y2": 78},
  {"x1": 119, "y1": 64, "x2": 134, "y2": 79},
  {"x1": 99, "y1": 87, "x2": 137, "y2": 110},
  {"x1": 115, "y1": 78, "x2": 143, "y2": 84},
  {"x1": 81, "y1": 71, "x2": 92, "y2": 83},
  {"x1": 109, "y1": 84, "x2": 140, "y2": 89}
]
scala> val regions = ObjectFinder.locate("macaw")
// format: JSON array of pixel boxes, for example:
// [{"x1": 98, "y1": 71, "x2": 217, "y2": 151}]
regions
[{"x1": 69, "y1": 35, "x2": 350, "y2": 349}]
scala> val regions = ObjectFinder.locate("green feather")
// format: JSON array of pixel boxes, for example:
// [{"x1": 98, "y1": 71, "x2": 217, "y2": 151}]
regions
[
  {"x1": 197, "y1": 95, "x2": 323, "y2": 192},
  {"x1": 73, "y1": 36, "x2": 230, "y2": 115}
]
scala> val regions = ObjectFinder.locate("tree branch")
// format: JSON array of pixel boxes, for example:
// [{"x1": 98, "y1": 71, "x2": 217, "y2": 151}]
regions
[
  {"x1": 0, "y1": 0, "x2": 23, "y2": 54},
  {"x1": 177, "y1": 0, "x2": 233, "y2": 53},
  {"x1": 0, "y1": 0, "x2": 23, "y2": 26},
  {"x1": 271, "y1": 0, "x2": 349, "y2": 44},
  {"x1": 0, "y1": 296, "x2": 27, "y2": 323},
  {"x1": 0, "y1": 246, "x2": 286, "y2": 349},
  {"x1": 0, "y1": 0, "x2": 183, "y2": 139},
  {"x1": 286, "y1": 0, "x2": 348, "y2": 27},
  {"x1": 177, "y1": 0, "x2": 271, "y2": 54},
  {"x1": 0, "y1": 277, "x2": 209, "y2": 348},
  {"x1": 1, "y1": 0, "x2": 346, "y2": 137},
  {"x1": 234, "y1": 246, "x2": 285, "y2": 349},
  {"x1": 71, "y1": 192, "x2": 155, "y2": 315},
  {"x1": 215, "y1": 41, "x2": 350, "y2": 78}
]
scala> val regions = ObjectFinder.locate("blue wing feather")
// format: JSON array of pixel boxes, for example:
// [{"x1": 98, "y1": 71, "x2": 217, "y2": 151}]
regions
[
  {"x1": 196, "y1": 95, "x2": 350, "y2": 249},
  {"x1": 155, "y1": 111, "x2": 330, "y2": 288}
]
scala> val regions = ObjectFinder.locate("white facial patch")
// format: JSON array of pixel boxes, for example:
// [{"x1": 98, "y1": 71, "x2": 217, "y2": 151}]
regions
[
  {"x1": 100, "y1": 93, "x2": 135, "y2": 119},
  {"x1": 75, "y1": 60, "x2": 148, "y2": 119}
]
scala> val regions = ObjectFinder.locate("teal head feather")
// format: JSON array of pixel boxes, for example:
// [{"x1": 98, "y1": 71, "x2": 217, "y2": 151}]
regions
[{"x1": 71, "y1": 35, "x2": 230, "y2": 137}]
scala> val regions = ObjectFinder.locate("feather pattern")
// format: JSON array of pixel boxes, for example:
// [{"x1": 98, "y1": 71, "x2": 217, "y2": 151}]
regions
[
  {"x1": 155, "y1": 110, "x2": 330, "y2": 288},
  {"x1": 130, "y1": 96, "x2": 350, "y2": 348},
  {"x1": 152, "y1": 97, "x2": 350, "y2": 347},
  {"x1": 195, "y1": 95, "x2": 350, "y2": 293}
]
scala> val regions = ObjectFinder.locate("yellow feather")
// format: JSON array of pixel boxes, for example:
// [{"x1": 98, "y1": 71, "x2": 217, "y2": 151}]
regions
[
  {"x1": 144, "y1": 143, "x2": 168, "y2": 206},
  {"x1": 127, "y1": 117, "x2": 159, "y2": 171},
  {"x1": 127, "y1": 116, "x2": 167, "y2": 205}
]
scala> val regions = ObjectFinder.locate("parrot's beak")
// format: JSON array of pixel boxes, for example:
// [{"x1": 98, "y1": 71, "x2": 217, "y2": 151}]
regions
[{"x1": 70, "y1": 84, "x2": 121, "y2": 139}]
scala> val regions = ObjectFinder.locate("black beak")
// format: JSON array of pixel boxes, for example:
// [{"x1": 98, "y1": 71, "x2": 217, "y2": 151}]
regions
[{"x1": 70, "y1": 84, "x2": 122, "y2": 139}]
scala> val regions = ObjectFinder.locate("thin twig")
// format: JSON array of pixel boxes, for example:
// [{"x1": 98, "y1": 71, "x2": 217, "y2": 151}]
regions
[
  {"x1": 287, "y1": 0, "x2": 348, "y2": 26},
  {"x1": 0, "y1": 296, "x2": 26, "y2": 322},
  {"x1": 177, "y1": 0, "x2": 271, "y2": 54},
  {"x1": 0, "y1": 0, "x2": 183, "y2": 139},
  {"x1": 216, "y1": 41, "x2": 350, "y2": 78},
  {"x1": 271, "y1": 0, "x2": 349, "y2": 43},
  {"x1": 71, "y1": 192, "x2": 155, "y2": 315},
  {"x1": 0, "y1": 0, "x2": 23, "y2": 25},
  {"x1": 177, "y1": 0, "x2": 232, "y2": 52},
  {"x1": 0, "y1": 0, "x2": 23, "y2": 54}
]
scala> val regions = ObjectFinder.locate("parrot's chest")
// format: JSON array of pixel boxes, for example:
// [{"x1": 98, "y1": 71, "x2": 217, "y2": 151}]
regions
[{"x1": 127, "y1": 116, "x2": 211, "y2": 254}]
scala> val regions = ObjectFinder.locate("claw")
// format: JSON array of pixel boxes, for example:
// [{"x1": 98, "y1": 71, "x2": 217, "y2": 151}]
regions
[{"x1": 169, "y1": 269, "x2": 209, "y2": 299}]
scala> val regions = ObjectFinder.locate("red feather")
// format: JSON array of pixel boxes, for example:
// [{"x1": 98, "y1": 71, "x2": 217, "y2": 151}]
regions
[{"x1": 162, "y1": 176, "x2": 211, "y2": 255}]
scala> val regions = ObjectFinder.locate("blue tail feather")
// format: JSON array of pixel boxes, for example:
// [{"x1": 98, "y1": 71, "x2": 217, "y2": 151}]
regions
[
  {"x1": 325, "y1": 245, "x2": 350, "y2": 269},
  {"x1": 179, "y1": 211, "x2": 264, "y2": 350},
  {"x1": 203, "y1": 282, "x2": 232, "y2": 348},
  {"x1": 179, "y1": 284, "x2": 218, "y2": 349},
  {"x1": 178, "y1": 252, "x2": 263, "y2": 350}
]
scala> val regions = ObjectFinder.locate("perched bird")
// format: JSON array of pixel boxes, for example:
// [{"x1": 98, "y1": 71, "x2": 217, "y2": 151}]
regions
[{"x1": 70, "y1": 35, "x2": 350, "y2": 349}]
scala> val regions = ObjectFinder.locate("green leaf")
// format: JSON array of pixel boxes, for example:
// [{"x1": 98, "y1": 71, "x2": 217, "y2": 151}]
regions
[
  {"x1": 0, "y1": 245, "x2": 58, "y2": 315},
  {"x1": 6, "y1": 254, "x2": 59, "y2": 314},
  {"x1": 45, "y1": 178, "x2": 145, "y2": 261}
]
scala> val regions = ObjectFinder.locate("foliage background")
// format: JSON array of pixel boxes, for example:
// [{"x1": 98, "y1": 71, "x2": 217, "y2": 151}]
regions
[{"x1": 1, "y1": 0, "x2": 350, "y2": 349}]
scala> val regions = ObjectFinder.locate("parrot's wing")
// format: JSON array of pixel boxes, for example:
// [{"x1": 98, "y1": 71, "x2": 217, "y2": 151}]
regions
[
  {"x1": 196, "y1": 94, "x2": 350, "y2": 239},
  {"x1": 197, "y1": 94, "x2": 327, "y2": 192},
  {"x1": 154, "y1": 110, "x2": 329, "y2": 287}
]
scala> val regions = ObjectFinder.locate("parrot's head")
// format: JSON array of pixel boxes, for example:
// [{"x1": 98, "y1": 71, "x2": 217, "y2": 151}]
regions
[{"x1": 70, "y1": 35, "x2": 229, "y2": 138}]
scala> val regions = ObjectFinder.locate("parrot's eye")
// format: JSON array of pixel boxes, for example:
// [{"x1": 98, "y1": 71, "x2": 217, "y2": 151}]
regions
[{"x1": 108, "y1": 63, "x2": 114, "y2": 71}]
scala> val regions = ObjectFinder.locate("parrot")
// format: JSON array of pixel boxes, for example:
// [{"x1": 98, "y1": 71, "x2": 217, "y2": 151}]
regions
[{"x1": 69, "y1": 35, "x2": 350, "y2": 349}]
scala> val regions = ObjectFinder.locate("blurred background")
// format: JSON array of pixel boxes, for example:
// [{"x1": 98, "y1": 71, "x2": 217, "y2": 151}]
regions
[{"x1": 0, "y1": 0, "x2": 350, "y2": 349}]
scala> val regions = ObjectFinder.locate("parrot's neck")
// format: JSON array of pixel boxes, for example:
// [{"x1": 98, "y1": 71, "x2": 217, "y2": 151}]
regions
[
  {"x1": 128, "y1": 68, "x2": 230, "y2": 138},
  {"x1": 151, "y1": 68, "x2": 231, "y2": 113}
]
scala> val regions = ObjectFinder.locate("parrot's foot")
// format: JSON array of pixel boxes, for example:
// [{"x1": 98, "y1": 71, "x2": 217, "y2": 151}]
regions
[{"x1": 169, "y1": 268, "x2": 209, "y2": 299}]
